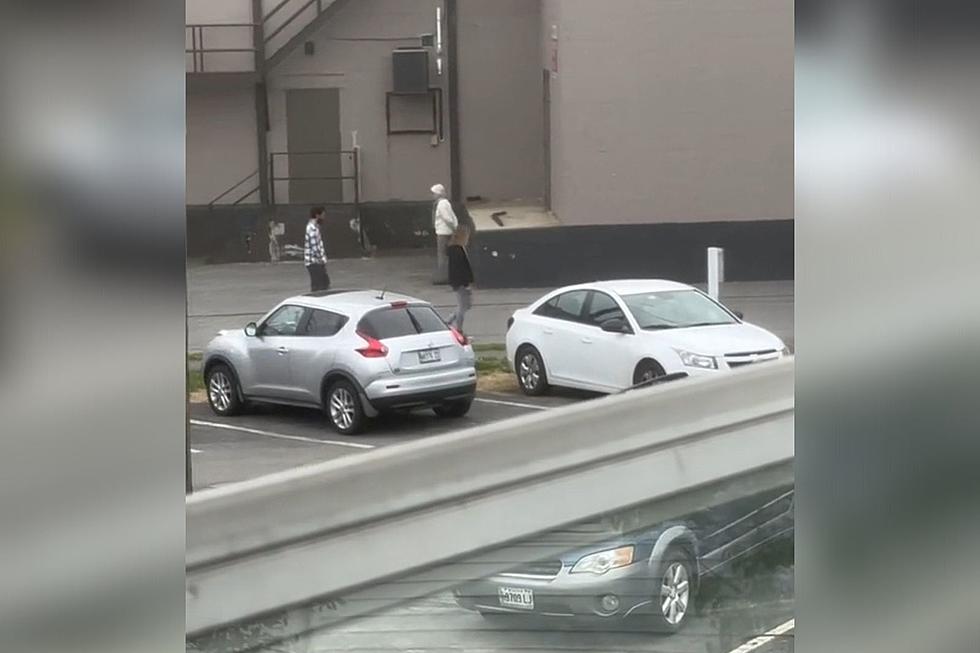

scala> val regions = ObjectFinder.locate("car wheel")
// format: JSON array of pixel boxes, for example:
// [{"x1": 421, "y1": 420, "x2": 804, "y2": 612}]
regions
[
  {"x1": 206, "y1": 363, "x2": 244, "y2": 416},
  {"x1": 325, "y1": 379, "x2": 366, "y2": 435},
  {"x1": 633, "y1": 359, "x2": 666, "y2": 387},
  {"x1": 516, "y1": 346, "x2": 549, "y2": 396},
  {"x1": 651, "y1": 548, "x2": 695, "y2": 633},
  {"x1": 433, "y1": 398, "x2": 473, "y2": 418}
]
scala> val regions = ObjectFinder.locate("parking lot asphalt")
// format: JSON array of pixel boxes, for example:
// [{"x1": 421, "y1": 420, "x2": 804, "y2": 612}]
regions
[
  {"x1": 309, "y1": 591, "x2": 794, "y2": 653},
  {"x1": 188, "y1": 390, "x2": 579, "y2": 491}
]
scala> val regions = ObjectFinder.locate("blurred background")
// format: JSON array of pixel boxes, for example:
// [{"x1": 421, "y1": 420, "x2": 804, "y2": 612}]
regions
[
  {"x1": 795, "y1": 1, "x2": 980, "y2": 652},
  {"x1": 0, "y1": 1, "x2": 186, "y2": 653},
  {"x1": 0, "y1": 1, "x2": 977, "y2": 652}
]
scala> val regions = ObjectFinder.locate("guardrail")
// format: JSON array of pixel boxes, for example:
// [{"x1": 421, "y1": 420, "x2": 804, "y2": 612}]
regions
[
  {"x1": 186, "y1": 23, "x2": 258, "y2": 73},
  {"x1": 186, "y1": 360, "x2": 794, "y2": 645}
]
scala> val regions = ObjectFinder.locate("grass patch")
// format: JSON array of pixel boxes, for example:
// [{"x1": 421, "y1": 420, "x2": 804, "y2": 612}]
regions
[
  {"x1": 475, "y1": 356, "x2": 510, "y2": 374},
  {"x1": 472, "y1": 342, "x2": 505, "y2": 353},
  {"x1": 188, "y1": 351, "x2": 204, "y2": 362},
  {"x1": 477, "y1": 371, "x2": 519, "y2": 394},
  {"x1": 188, "y1": 368, "x2": 204, "y2": 393}
]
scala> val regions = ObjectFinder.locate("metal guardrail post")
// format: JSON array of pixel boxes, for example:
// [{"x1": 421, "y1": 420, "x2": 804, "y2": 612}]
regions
[
  {"x1": 353, "y1": 147, "x2": 364, "y2": 251},
  {"x1": 708, "y1": 246, "x2": 725, "y2": 299},
  {"x1": 268, "y1": 154, "x2": 277, "y2": 206}
]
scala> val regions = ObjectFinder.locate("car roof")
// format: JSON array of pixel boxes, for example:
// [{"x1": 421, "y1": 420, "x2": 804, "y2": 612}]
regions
[
  {"x1": 281, "y1": 289, "x2": 427, "y2": 314},
  {"x1": 554, "y1": 279, "x2": 695, "y2": 296}
]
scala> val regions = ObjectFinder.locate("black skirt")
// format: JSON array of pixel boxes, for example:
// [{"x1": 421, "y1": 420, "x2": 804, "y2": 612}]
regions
[{"x1": 447, "y1": 245, "x2": 474, "y2": 289}]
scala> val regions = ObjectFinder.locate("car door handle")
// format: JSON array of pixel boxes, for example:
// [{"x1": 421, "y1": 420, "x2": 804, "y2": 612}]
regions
[
  {"x1": 277, "y1": 346, "x2": 289, "y2": 355},
  {"x1": 543, "y1": 328, "x2": 554, "y2": 335},
  {"x1": 581, "y1": 337, "x2": 593, "y2": 344}
]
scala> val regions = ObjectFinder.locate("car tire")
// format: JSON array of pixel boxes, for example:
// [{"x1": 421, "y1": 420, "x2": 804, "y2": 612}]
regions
[
  {"x1": 325, "y1": 379, "x2": 366, "y2": 435},
  {"x1": 433, "y1": 398, "x2": 473, "y2": 418},
  {"x1": 205, "y1": 363, "x2": 244, "y2": 416},
  {"x1": 633, "y1": 359, "x2": 666, "y2": 387},
  {"x1": 515, "y1": 346, "x2": 549, "y2": 396},
  {"x1": 650, "y1": 548, "x2": 696, "y2": 634}
]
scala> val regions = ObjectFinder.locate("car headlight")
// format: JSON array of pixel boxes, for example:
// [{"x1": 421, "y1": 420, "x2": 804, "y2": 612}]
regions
[
  {"x1": 675, "y1": 349, "x2": 718, "y2": 370},
  {"x1": 570, "y1": 546, "x2": 635, "y2": 575}
]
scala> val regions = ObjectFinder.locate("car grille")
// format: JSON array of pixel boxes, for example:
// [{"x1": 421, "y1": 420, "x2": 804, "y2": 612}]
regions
[
  {"x1": 500, "y1": 559, "x2": 563, "y2": 580},
  {"x1": 725, "y1": 349, "x2": 780, "y2": 368}
]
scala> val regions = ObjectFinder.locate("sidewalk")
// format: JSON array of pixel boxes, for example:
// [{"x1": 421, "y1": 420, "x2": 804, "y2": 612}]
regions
[{"x1": 187, "y1": 255, "x2": 794, "y2": 353}]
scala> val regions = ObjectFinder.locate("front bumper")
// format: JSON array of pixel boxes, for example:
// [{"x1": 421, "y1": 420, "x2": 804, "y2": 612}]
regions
[{"x1": 454, "y1": 563, "x2": 658, "y2": 619}]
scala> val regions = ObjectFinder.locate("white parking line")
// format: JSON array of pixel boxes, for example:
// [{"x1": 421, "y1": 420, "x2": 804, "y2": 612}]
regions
[
  {"x1": 727, "y1": 618, "x2": 795, "y2": 653},
  {"x1": 190, "y1": 419, "x2": 376, "y2": 450},
  {"x1": 474, "y1": 397, "x2": 550, "y2": 411},
  {"x1": 190, "y1": 448, "x2": 202, "y2": 454}
]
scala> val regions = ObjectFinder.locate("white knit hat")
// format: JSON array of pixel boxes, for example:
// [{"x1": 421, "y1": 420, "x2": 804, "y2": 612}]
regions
[{"x1": 430, "y1": 183, "x2": 446, "y2": 196}]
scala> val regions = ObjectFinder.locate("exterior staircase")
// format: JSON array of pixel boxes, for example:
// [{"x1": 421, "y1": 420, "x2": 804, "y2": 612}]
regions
[{"x1": 186, "y1": 0, "x2": 350, "y2": 74}]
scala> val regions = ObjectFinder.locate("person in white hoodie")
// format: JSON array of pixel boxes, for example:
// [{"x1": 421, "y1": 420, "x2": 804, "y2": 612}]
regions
[{"x1": 430, "y1": 183, "x2": 458, "y2": 284}]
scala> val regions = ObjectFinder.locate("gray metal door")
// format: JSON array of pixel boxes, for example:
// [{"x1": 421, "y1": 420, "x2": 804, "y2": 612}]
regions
[{"x1": 286, "y1": 88, "x2": 342, "y2": 203}]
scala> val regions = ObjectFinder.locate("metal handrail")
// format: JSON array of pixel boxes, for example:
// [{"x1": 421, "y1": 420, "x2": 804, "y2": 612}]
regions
[
  {"x1": 264, "y1": 0, "x2": 323, "y2": 44},
  {"x1": 186, "y1": 361, "x2": 793, "y2": 637},
  {"x1": 267, "y1": 150, "x2": 359, "y2": 208},
  {"x1": 186, "y1": 24, "x2": 258, "y2": 73},
  {"x1": 207, "y1": 170, "x2": 259, "y2": 207},
  {"x1": 231, "y1": 187, "x2": 260, "y2": 205},
  {"x1": 263, "y1": 0, "x2": 296, "y2": 22},
  {"x1": 186, "y1": 22, "x2": 258, "y2": 28}
]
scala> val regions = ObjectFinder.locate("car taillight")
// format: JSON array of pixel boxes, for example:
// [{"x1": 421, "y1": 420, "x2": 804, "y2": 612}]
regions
[
  {"x1": 450, "y1": 326, "x2": 468, "y2": 346},
  {"x1": 506, "y1": 316, "x2": 514, "y2": 331},
  {"x1": 356, "y1": 331, "x2": 389, "y2": 358}
]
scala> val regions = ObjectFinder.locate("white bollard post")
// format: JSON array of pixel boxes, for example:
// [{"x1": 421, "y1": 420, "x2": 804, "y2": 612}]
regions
[{"x1": 707, "y1": 247, "x2": 724, "y2": 300}]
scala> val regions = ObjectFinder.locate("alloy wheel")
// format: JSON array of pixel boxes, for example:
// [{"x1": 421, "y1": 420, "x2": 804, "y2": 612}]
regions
[
  {"x1": 659, "y1": 562, "x2": 690, "y2": 626},
  {"x1": 329, "y1": 387, "x2": 357, "y2": 431},
  {"x1": 208, "y1": 371, "x2": 233, "y2": 412},
  {"x1": 519, "y1": 353, "x2": 541, "y2": 391}
]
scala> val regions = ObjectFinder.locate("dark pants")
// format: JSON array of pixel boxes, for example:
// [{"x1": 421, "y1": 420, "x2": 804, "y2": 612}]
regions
[{"x1": 307, "y1": 264, "x2": 330, "y2": 292}]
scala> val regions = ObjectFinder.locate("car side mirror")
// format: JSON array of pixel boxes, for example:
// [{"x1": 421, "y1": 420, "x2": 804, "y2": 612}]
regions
[
  {"x1": 244, "y1": 322, "x2": 258, "y2": 337},
  {"x1": 601, "y1": 318, "x2": 630, "y2": 334},
  {"x1": 733, "y1": 310, "x2": 744, "y2": 320}
]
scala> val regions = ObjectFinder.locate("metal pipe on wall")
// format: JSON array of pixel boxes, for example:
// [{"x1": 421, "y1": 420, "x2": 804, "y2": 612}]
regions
[{"x1": 446, "y1": 0, "x2": 461, "y2": 201}]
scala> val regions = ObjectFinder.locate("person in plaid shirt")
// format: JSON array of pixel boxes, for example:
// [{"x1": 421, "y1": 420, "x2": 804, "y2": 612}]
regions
[{"x1": 305, "y1": 206, "x2": 330, "y2": 291}]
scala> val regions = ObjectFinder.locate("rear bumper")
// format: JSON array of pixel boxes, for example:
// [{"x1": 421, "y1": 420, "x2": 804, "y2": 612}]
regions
[{"x1": 366, "y1": 381, "x2": 476, "y2": 411}]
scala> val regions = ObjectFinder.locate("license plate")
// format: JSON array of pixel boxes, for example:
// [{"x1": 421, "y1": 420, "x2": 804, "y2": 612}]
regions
[
  {"x1": 498, "y1": 586, "x2": 534, "y2": 610},
  {"x1": 418, "y1": 348, "x2": 441, "y2": 364}
]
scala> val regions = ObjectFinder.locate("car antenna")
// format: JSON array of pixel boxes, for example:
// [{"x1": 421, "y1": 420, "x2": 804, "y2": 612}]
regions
[{"x1": 377, "y1": 287, "x2": 387, "y2": 300}]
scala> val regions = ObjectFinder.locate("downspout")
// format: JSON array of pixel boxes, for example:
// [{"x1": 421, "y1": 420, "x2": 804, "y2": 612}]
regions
[
  {"x1": 446, "y1": 0, "x2": 461, "y2": 202},
  {"x1": 252, "y1": 0, "x2": 271, "y2": 206}
]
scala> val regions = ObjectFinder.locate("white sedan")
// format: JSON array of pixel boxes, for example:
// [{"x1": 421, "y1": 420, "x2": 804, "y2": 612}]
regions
[{"x1": 505, "y1": 280, "x2": 789, "y2": 395}]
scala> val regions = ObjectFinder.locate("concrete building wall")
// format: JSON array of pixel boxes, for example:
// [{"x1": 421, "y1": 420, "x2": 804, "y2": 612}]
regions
[
  {"x1": 266, "y1": 0, "x2": 450, "y2": 203},
  {"x1": 186, "y1": 84, "x2": 260, "y2": 205},
  {"x1": 543, "y1": 0, "x2": 794, "y2": 226},
  {"x1": 457, "y1": 0, "x2": 544, "y2": 202}
]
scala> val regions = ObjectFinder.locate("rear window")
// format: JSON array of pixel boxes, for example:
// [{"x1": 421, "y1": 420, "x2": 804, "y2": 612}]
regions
[
  {"x1": 408, "y1": 306, "x2": 449, "y2": 334},
  {"x1": 358, "y1": 306, "x2": 449, "y2": 339}
]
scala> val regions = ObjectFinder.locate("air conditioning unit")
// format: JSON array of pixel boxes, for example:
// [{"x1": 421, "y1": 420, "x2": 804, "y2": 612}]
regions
[{"x1": 392, "y1": 48, "x2": 429, "y2": 94}]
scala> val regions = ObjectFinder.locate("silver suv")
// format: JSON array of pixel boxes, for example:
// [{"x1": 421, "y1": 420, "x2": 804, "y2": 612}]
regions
[{"x1": 202, "y1": 290, "x2": 477, "y2": 434}]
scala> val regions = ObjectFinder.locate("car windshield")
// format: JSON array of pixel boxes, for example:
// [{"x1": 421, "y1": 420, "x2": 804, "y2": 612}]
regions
[{"x1": 622, "y1": 290, "x2": 737, "y2": 330}]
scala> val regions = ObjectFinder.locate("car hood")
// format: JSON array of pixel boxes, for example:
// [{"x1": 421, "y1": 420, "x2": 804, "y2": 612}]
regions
[{"x1": 641, "y1": 322, "x2": 783, "y2": 356}]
